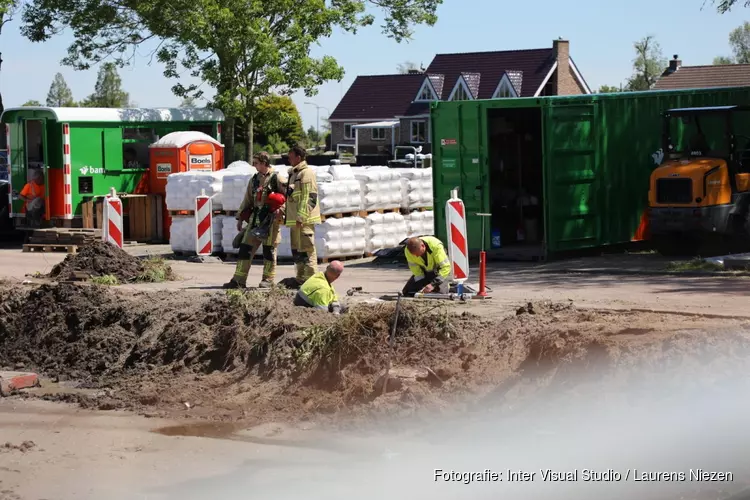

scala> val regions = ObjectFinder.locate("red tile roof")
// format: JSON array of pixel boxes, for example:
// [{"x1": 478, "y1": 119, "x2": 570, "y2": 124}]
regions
[
  {"x1": 654, "y1": 64, "x2": 750, "y2": 90},
  {"x1": 328, "y1": 73, "x2": 425, "y2": 120},
  {"x1": 426, "y1": 48, "x2": 556, "y2": 99}
]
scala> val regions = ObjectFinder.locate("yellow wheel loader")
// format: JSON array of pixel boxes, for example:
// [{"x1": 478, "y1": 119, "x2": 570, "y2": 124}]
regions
[{"x1": 648, "y1": 106, "x2": 750, "y2": 256}]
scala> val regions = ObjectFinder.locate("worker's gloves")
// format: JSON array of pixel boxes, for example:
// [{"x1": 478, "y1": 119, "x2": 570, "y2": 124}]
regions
[
  {"x1": 431, "y1": 277, "x2": 450, "y2": 294},
  {"x1": 331, "y1": 303, "x2": 342, "y2": 315}
]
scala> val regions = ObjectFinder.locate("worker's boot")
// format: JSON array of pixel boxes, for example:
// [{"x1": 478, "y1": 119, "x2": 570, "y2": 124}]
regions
[
  {"x1": 222, "y1": 279, "x2": 245, "y2": 289},
  {"x1": 259, "y1": 245, "x2": 276, "y2": 289},
  {"x1": 227, "y1": 259, "x2": 251, "y2": 289},
  {"x1": 258, "y1": 279, "x2": 273, "y2": 289}
]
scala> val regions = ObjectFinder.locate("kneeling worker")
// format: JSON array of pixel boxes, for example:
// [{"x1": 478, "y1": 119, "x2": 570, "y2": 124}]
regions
[
  {"x1": 403, "y1": 236, "x2": 451, "y2": 297},
  {"x1": 294, "y1": 261, "x2": 345, "y2": 315}
]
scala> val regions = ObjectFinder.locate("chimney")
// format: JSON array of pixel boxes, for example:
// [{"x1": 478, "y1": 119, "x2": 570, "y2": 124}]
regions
[
  {"x1": 668, "y1": 54, "x2": 681, "y2": 73},
  {"x1": 553, "y1": 38, "x2": 570, "y2": 95}
]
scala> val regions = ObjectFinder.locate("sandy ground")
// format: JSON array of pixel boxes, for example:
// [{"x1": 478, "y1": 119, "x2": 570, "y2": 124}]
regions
[
  {"x1": 3, "y1": 245, "x2": 750, "y2": 500},
  {"x1": 2, "y1": 246, "x2": 749, "y2": 318}
]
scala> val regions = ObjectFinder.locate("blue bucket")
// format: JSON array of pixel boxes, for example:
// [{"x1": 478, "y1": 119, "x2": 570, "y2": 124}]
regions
[{"x1": 491, "y1": 229, "x2": 501, "y2": 248}]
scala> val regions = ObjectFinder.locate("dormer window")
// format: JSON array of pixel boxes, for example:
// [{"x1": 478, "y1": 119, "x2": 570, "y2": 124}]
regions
[
  {"x1": 448, "y1": 76, "x2": 473, "y2": 101},
  {"x1": 414, "y1": 77, "x2": 438, "y2": 102},
  {"x1": 492, "y1": 73, "x2": 519, "y2": 99}
]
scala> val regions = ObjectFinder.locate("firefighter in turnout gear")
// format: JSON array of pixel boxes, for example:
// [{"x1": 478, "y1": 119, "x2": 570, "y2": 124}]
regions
[
  {"x1": 402, "y1": 236, "x2": 452, "y2": 297},
  {"x1": 224, "y1": 152, "x2": 285, "y2": 289},
  {"x1": 285, "y1": 145, "x2": 321, "y2": 287}
]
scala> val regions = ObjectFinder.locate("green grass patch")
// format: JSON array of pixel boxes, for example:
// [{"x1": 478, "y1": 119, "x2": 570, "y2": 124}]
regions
[
  {"x1": 90, "y1": 275, "x2": 120, "y2": 286},
  {"x1": 665, "y1": 258, "x2": 724, "y2": 272},
  {"x1": 135, "y1": 256, "x2": 176, "y2": 283}
]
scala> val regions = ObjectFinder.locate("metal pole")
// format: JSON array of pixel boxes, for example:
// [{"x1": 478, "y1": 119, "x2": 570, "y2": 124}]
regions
[{"x1": 476, "y1": 212, "x2": 492, "y2": 297}]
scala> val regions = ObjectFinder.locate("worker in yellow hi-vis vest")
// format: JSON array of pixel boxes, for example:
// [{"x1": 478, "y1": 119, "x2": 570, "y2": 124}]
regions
[{"x1": 403, "y1": 236, "x2": 451, "y2": 297}]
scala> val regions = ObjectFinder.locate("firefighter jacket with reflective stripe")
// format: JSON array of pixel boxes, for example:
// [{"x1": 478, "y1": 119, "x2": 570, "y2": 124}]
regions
[
  {"x1": 297, "y1": 272, "x2": 340, "y2": 311},
  {"x1": 405, "y1": 236, "x2": 451, "y2": 280},
  {"x1": 285, "y1": 161, "x2": 321, "y2": 226},
  {"x1": 237, "y1": 171, "x2": 284, "y2": 227}
]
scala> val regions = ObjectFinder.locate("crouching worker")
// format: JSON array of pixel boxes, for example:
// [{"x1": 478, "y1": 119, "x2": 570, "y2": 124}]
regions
[
  {"x1": 403, "y1": 236, "x2": 451, "y2": 297},
  {"x1": 224, "y1": 152, "x2": 285, "y2": 289},
  {"x1": 294, "y1": 261, "x2": 346, "y2": 315}
]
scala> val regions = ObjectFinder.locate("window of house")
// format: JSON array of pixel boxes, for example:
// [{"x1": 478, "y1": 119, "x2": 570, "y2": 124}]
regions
[
  {"x1": 411, "y1": 121, "x2": 427, "y2": 143},
  {"x1": 495, "y1": 78, "x2": 516, "y2": 98},
  {"x1": 415, "y1": 80, "x2": 437, "y2": 101},
  {"x1": 450, "y1": 80, "x2": 470, "y2": 101},
  {"x1": 372, "y1": 128, "x2": 386, "y2": 140},
  {"x1": 344, "y1": 123, "x2": 356, "y2": 140},
  {"x1": 122, "y1": 127, "x2": 155, "y2": 169}
]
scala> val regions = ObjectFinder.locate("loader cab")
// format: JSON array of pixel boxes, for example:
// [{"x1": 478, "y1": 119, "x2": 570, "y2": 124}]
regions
[{"x1": 650, "y1": 106, "x2": 750, "y2": 209}]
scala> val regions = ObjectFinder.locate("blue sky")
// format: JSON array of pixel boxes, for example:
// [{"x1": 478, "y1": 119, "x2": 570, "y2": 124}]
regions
[{"x1": 0, "y1": 0, "x2": 745, "y2": 131}]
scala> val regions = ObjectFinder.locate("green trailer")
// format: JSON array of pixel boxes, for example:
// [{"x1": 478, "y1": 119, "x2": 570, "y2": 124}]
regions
[
  {"x1": 430, "y1": 86, "x2": 750, "y2": 259},
  {"x1": 1, "y1": 107, "x2": 224, "y2": 227}
]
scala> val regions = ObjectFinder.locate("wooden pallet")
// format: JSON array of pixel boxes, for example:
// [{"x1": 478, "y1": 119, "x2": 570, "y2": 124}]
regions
[
  {"x1": 23, "y1": 243, "x2": 78, "y2": 255},
  {"x1": 399, "y1": 207, "x2": 432, "y2": 214},
  {"x1": 359, "y1": 208, "x2": 400, "y2": 217},
  {"x1": 320, "y1": 211, "x2": 359, "y2": 222}
]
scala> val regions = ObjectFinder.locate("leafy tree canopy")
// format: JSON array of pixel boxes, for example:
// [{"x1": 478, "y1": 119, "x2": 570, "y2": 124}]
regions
[
  {"x1": 79, "y1": 63, "x2": 130, "y2": 107},
  {"x1": 626, "y1": 35, "x2": 666, "y2": 91},
  {"x1": 19, "y1": 0, "x2": 442, "y2": 159},
  {"x1": 22, "y1": 99, "x2": 42, "y2": 106}
]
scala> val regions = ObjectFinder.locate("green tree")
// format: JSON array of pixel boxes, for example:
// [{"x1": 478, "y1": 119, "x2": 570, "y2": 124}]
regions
[
  {"x1": 714, "y1": 0, "x2": 750, "y2": 13},
  {"x1": 80, "y1": 63, "x2": 130, "y2": 107},
  {"x1": 713, "y1": 55, "x2": 735, "y2": 65},
  {"x1": 180, "y1": 96, "x2": 197, "y2": 108},
  {"x1": 397, "y1": 61, "x2": 421, "y2": 74},
  {"x1": 626, "y1": 35, "x2": 666, "y2": 91},
  {"x1": 307, "y1": 125, "x2": 320, "y2": 145},
  {"x1": 22, "y1": 100, "x2": 42, "y2": 106},
  {"x1": 253, "y1": 94, "x2": 304, "y2": 148},
  {"x1": 597, "y1": 85, "x2": 621, "y2": 93},
  {"x1": 0, "y1": 0, "x2": 18, "y2": 116},
  {"x1": 46, "y1": 72, "x2": 76, "y2": 106},
  {"x1": 728, "y1": 21, "x2": 750, "y2": 62},
  {"x1": 20, "y1": 0, "x2": 442, "y2": 160}
]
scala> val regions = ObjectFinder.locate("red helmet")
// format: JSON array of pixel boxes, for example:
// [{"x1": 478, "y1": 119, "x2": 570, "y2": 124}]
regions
[{"x1": 266, "y1": 192, "x2": 286, "y2": 211}]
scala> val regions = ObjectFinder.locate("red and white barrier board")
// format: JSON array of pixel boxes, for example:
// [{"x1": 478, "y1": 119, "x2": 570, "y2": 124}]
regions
[
  {"x1": 5, "y1": 124, "x2": 12, "y2": 217},
  {"x1": 102, "y1": 189, "x2": 123, "y2": 248},
  {"x1": 195, "y1": 192, "x2": 212, "y2": 256},
  {"x1": 445, "y1": 189, "x2": 469, "y2": 282}
]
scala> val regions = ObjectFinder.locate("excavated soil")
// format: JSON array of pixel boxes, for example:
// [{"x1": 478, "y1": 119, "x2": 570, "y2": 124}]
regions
[
  {"x1": 1, "y1": 283, "x2": 750, "y2": 427},
  {"x1": 47, "y1": 240, "x2": 174, "y2": 283}
]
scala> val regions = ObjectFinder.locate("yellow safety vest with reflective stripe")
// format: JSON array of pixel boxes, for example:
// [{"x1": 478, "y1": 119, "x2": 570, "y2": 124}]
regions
[
  {"x1": 297, "y1": 272, "x2": 339, "y2": 310},
  {"x1": 405, "y1": 236, "x2": 451, "y2": 280}
]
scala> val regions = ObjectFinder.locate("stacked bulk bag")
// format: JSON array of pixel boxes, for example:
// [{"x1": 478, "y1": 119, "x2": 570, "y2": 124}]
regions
[{"x1": 364, "y1": 212, "x2": 408, "y2": 254}]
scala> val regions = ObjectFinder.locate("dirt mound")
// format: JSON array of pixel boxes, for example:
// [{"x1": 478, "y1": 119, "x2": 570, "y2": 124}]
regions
[
  {"x1": 1, "y1": 284, "x2": 749, "y2": 426},
  {"x1": 47, "y1": 240, "x2": 173, "y2": 283}
]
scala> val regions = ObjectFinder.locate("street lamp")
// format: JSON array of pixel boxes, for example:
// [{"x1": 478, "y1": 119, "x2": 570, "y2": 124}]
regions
[{"x1": 304, "y1": 102, "x2": 330, "y2": 149}]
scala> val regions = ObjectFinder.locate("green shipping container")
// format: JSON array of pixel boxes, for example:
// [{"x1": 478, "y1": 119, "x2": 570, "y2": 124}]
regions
[
  {"x1": 1, "y1": 107, "x2": 224, "y2": 225},
  {"x1": 430, "y1": 87, "x2": 750, "y2": 259}
]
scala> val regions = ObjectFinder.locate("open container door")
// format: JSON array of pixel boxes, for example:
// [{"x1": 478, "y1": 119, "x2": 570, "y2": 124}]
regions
[
  {"x1": 543, "y1": 100, "x2": 601, "y2": 255},
  {"x1": 432, "y1": 102, "x2": 487, "y2": 251}
]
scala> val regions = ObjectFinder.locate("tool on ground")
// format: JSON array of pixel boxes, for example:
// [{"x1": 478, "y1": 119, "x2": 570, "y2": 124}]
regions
[
  {"x1": 346, "y1": 286, "x2": 363, "y2": 296},
  {"x1": 380, "y1": 292, "x2": 402, "y2": 396},
  {"x1": 476, "y1": 212, "x2": 492, "y2": 297}
]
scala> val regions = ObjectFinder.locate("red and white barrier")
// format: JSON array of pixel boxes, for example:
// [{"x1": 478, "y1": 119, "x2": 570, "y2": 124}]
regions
[
  {"x1": 62, "y1": 123, "x2": 73, "y2": 219},
  {"x1": 102, "y1": 188, "x2": 123, "y2": 249},
  {"x1": 195, "y1": 190, "x2": 213, "y2": 256},
  {"x1": 445, "y1": 189, "x2": 469, "y2": 282}
]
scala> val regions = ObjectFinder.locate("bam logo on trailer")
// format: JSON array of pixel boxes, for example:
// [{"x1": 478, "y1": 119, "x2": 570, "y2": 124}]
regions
[
  {"x1": 189, "y1": 154, "x2": 213, "y2": 170},
  {"x1": 79, "y1": 166, "x2": 104, "y2": 175}
]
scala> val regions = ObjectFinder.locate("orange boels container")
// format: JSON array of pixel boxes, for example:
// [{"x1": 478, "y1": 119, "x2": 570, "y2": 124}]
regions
[{"x1": 147, "y1": 131, "x2": 225, "y2": 239}]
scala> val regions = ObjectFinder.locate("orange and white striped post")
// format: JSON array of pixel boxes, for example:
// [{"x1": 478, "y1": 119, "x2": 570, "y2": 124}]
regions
[
  {"x1": 102, "y1": 188, "x2": 123, "y2": 249},
  {"x1": 195, "y1": 189, "x2": 213, "y2": 256},
  {"x1": 445, "y1": 189, "x2": 469, "y2": 287}
]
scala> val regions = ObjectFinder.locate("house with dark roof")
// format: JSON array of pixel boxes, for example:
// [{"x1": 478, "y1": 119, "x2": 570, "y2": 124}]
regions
[
  {"x1": 328, "y1": 39, "x2": 591, "y2": 155},
  {"x1": 654, "y1": 55, "x2": 750, "y2": 91}
]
